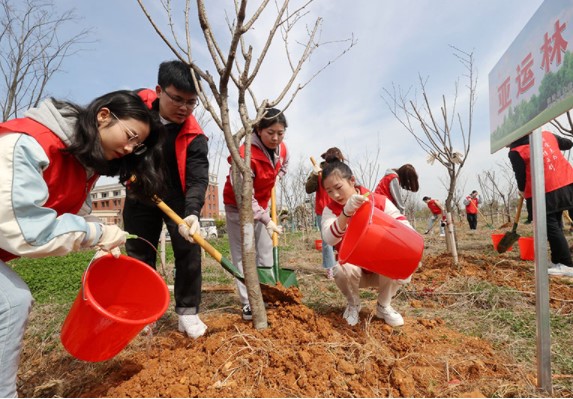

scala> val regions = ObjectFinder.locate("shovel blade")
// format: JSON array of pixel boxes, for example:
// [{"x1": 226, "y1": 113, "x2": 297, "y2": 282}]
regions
[
  {"x1": 278, "y1": 268, "x2": 298, "y2": 288},
  {"x1": 257, "y1": 266, "x2": 276, "y2": 285},
  {"x1": 497, "y1": 231, "x2": 520, "y2": 254}
]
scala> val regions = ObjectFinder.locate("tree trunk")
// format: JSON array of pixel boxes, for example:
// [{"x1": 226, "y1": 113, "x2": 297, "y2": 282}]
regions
[{"x1": 239, "y1": 171, "x2": 268, "y2": 329}]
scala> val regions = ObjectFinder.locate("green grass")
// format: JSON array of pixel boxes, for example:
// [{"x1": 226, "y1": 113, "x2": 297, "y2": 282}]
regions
[{"x1": 9, "y1": 250, "x2": 96, "y2": 304}]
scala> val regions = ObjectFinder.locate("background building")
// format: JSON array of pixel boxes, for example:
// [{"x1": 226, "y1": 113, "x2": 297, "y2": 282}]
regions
[{"x1": 90, "y1": 173, "x2": 220, "y2": 226}]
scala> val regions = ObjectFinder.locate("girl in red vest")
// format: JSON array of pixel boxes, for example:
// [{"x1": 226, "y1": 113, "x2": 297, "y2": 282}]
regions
[
  {"x1": 305, "y1": 147, "x2": 344, "y2": 279},
  {"x1": 509, "y1": 131, "x2": 573, "y2": 277},
  {"x1": 0, "y1": 90, "x2": 164, "y2": 397},
  {"x1": 463, "y1": 190, "x2": 481, "y2": 231},
  {"x1": 422, "y1": 196, "x2": 446, "y2": 235},
  {"x1": 374, "y1": 163, "x2": 419, "y2": 215},
  {"x1": 223, "y1": 108, "x2": 289, "y2": 321},
  {"x1": 321, "y1": 161, "x2": 415, "y2": 327}
]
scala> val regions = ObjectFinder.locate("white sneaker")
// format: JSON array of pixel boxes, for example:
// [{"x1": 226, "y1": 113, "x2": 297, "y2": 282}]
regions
[
  {"x1": 178, "y1": 314, "x2": 207, "y2": 338},
  {"x1": 548, "y1": 263, "x2": 573, "y2": 277},
  {"x1": 376, "y1": 303, "x2": 404, "y2": 327},
  {"x1": 242, "y1": 304, "x2": 253, "y2": 321},
  {"x1": 343, "y1": 305, "x2": 361, "y2": 326}
]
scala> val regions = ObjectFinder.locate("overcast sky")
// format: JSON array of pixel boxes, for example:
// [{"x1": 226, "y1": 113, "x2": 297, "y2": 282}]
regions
[{"x1": 44, "y1": 0, "x2": 548, "y2": 206}]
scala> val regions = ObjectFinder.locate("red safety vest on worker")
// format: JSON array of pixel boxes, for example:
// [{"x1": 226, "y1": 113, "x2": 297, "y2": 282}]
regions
[
  {"x1": 138, "y1": 89, "x2": 204, "y2": 193},
  {"x1": 326, "y1": 187, "x2": 387, "y2": 252},
  {"x1": 511, "y1": 131, "x2": 573, "y2": 199},
  {"x1": 427, "y1": 199, "x2": 442, "y2": 215},
  {"x1": 0, "y1": 118, "x2": 99, "y2": 262},
  {"x1": 223, "y1": 141, "x2": 288, "y2": 210},
  {"x1": 314, "y1": 174, "x2": 331, "y2": 216},
  {"x1": 465, "y1": 197, "x2": 479, "y2": 214},
  {"x1": 374, "y1": 172, "x2": 397, "y2": 199}
]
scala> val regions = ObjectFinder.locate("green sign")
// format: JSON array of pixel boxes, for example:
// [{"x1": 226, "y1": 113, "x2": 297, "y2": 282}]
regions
[{"x1": 489, "y1": 0, "x2": 573, "y2": 153}]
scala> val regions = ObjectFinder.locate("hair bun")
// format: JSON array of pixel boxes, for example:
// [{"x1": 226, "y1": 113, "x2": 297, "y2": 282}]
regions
[{"x1": 321, "y1": 147, "x2": 344, "y2": 163}]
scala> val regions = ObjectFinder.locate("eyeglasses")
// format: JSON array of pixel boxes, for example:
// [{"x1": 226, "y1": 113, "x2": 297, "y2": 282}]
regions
[
  {"x1": 162, "y1": 89, "x2": 200, "y2": 110},
  {"x1": 110, "y1": 112, "x2": 147, "y2": 155}
]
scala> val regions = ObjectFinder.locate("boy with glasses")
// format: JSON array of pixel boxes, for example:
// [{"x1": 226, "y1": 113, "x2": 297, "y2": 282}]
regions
[{"x1": 124, "y1": 60, "x2": 210, "y2": 338}]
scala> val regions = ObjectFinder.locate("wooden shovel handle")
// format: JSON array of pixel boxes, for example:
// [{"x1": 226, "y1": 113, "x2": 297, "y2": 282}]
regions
[
  {"x1": 153, "y1": 196, "x2": 223, "y2": 263},
  {"x1": 512, "y1": 195, "x2": 524, "y2": 231}
]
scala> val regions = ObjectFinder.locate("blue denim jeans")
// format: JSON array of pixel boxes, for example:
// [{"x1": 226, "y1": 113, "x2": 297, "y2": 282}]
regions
[
  {"x1": 0, "y1": 260, "x2": 34, "y2": 397},
  {"x1": 426, "y1": 214, "x2": 445, "y2": 235},
  {"x1": 317, "y1": 215, "x2": 336, "y2": 269}
]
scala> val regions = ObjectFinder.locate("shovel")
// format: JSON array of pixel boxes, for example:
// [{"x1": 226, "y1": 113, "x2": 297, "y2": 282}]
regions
[
  {"x1": 256, "y1": 187, "x2": 299, "y2": 288},
  {"x1": 153, "y1": 195, "x2": 300, "y2": 303},
  {"x1": 476, "y1": 207, "x2": 494, "y2": 229},
  {"x1": 497, "y1": 195, "x2": 524, "y2": 254}
]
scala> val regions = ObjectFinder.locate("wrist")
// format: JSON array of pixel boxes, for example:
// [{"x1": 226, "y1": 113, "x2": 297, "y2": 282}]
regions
[{"x1": 342, "y1": 209, "x2": 351, "y2": 218}]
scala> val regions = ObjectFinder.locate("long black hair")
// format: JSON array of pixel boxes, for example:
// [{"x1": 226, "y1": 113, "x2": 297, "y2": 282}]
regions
[{"x1": 58, "y1": 90, "x2": 166, "y2": 200}]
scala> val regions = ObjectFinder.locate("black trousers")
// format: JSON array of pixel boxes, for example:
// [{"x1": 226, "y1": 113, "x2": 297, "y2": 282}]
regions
[
  {"x1": 123, "y1": 196, "x2": 202, "y2": 315},
  {"x1": 466, "y1": 213, "x2": 478, "y2": 230},
  {"x1": 547, "y1": 211, "x2": 572, "y2": 267}
]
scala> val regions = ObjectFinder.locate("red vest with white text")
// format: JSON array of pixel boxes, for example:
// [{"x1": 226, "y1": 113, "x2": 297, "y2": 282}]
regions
[{"x1": 511, "y1": 131, "x2": 573, "y2": 199}]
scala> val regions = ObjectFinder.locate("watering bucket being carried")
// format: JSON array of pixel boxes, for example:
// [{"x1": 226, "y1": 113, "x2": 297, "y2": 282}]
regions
[
  {"x1": 338, "y1": 197, "x2": 424, "y2": 279},
  {"x1": 61, "y1": 254, "x2": 170, "y2": 362}
]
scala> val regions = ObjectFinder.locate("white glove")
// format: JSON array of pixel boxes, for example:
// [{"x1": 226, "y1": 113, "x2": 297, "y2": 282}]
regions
[
  {"x1": 178, "y1": 215, "x2": 200, "y2": 243},
  {"x1": 265, "y1": 220, "x2": 283, "y2": 239},
  {"x1": 97, "y1": 225, "x2": 128, "y2": 258},
  {"x1": 343, "y1": 194, "x2": 368, "y2": 217},
  {"x1": 312, "y1": 163, "x2": 322, "y2": 175},
  {"x1": 94, "y1": 247, "x2": 121, "y2": 259}
]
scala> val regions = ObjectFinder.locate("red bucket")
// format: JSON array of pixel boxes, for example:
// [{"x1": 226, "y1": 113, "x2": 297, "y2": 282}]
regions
[
  {"x1": 315, "y1": 239, "x2": 322, "y2": 251},
  {"x1": 61, "y1": 254, "x2": 170, "y2": 362},
  {"x1": 338, "y1": 198, "x2": 423, "y2": 279},
  {"x1": 518, "y1": 237, "x2": 534, "y2": 261},
  {"x1": 491, "y1": 233, "x2": 512, "y2": 251}
]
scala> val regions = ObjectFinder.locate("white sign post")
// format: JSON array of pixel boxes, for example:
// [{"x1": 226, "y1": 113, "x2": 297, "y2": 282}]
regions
[{"x1": 489, "y1": 0, "x2": 573, "y2": 393}]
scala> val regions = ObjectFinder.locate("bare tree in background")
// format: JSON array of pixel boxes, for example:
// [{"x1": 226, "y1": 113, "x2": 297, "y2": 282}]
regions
[
  {"x1": 382, "y1": 47, "x2": 476, "y2": 213},
  {"x1": 137, "y1": 0, "x2": 355, "y2": 329},
  {"x1": 278, "y1": 157, "x2": 313, "y2": 232},
  {"x1": 551, "y1": 111, "x2": 573, "y2": 138},
  {"x1": 382, "y1": 47, "x2": 476, "y2": 262},
  {"x1": 350, "y1": 149, "x2": 382, "y2": 191},
  {"x1": 477, "y1": 161, "x2": 518, "y2": 225},
  {"x1": 0, "y1": 0, "x2": 91, "y2": 121}
]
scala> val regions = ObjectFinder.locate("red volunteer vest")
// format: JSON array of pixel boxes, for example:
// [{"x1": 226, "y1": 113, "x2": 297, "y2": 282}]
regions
[
  {"x1": 511, "y1": 131, "x2": 573, "y2": 199},
  {"x1": 0, "y1": 118, "x2": 98, "y2": 261},
  {"x1": 223, "y1": 141, "x2": 288, "y2": 209},
  {"x1": 374, "y1": 172, "x2": 397, "y2": 199},
  {"x1": 314, "y1": 174, "x2": 331, "y2": 216},
  {"x1": 427, "y1": 199, "x2": 442, "y2": 215},
  {"x1": 465, "y1": 197, "x2": 478, "y2": 214},
  {"x1": 138, "y1": 89, "x2": 204, "y2": 193}
]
